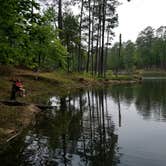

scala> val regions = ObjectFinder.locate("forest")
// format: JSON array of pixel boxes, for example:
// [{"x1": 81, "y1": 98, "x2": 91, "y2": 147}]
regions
[
  {"x1": 0, "y1": 0, "x2": 166, "y2": 78},
  {"x1": 1, "y1": 1, "x2": 166, "y2": 165},
  {"x1": 108, "y1": 26, "x2": 166, "y2": 72}
]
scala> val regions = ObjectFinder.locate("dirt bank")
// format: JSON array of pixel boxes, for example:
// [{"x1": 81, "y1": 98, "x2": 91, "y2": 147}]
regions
[{"x1": 0, "y1": 104, "x2": 40, "y2": 143}]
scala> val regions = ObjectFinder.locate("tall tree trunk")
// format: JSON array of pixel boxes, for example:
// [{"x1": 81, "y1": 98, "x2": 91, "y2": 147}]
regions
[
  {"x1": 104, "y1": 29, "x2": 110, "y2": 77},
  {"x1": 98, "y1": 23, "x2": 102, "y2": 76},
  {"x1": 96, "y1": 2, "x2": 102, "y2": 75},
  {"x1": 86, "y1": 0, "x2": 91, "y2": 73},
  {"x1": 58, "y1": 0, "x2": 63, "y2": 38},
  {"x1": 100, "y1": 0, "x2": 106, "y2": 77},
  {"x1": 57, "y1": 0, "x2": 63, "y2": 68},
  {"x1": 95, "y1": 36, "x2": 99, "y2": 75},
  {"x1": 91, "y1": 0, "x2": 96, "y2": 75},
  {"x1": 78, "y1": 0, "x2": 84, "y2": 72},
  {"x1": 117, "y1": 33, "x2": 122, "y2": 74}
]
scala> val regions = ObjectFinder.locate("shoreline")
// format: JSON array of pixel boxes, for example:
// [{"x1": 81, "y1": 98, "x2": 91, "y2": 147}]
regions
[{"x1": 0, "y1": 68, "x2": 142, "y2": 144}]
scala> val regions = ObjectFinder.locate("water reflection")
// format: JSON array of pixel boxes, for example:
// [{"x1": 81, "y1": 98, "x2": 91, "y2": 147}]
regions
[
  {"x1": 109, "y1": 80, "x2": 166, "y2": 121},
  {"x1": 1, "y1": 80, "x2": 166, "y2": 166},
  {"x1": 21, "y1": 89, "x2": 119, "y2": 166}
]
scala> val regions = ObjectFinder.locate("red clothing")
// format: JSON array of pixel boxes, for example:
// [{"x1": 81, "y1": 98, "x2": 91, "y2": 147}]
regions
[{"x1": 15, "y1": 81, "x2": 23, "y2": 88}]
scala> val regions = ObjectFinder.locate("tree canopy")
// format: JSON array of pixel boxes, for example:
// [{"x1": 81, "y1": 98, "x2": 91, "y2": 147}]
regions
[
  {"x1": 108, "y1": 26, "x2": 166, "y2": 72},
  {"x1": 2, "y1": 0, "x2": 151, "y2": 77}
]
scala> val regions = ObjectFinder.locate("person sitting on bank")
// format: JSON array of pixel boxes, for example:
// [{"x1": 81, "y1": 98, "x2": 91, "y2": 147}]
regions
[
  {"x1": 15, "y1": 79, "x2": 25, "y2": 97},
  {"x1": 10, "y1": 79, "x2": 26, "y2": 100}
]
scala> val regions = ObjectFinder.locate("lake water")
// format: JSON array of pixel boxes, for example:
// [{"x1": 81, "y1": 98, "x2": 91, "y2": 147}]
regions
[{"x1": 1, "y1": 80, "x2": 166, "y2": 166}]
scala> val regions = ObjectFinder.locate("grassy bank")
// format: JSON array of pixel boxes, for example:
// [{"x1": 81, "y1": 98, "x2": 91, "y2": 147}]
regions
[
  {"x1": 141, "y1": 69, "x2": 166, "y2": 77},
  {"x1": 0, "y1": 67, "x2": 141, "y2": 143}
]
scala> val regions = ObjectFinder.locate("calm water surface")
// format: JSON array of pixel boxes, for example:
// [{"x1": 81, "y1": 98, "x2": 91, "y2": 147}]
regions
[{"x1": 1, "y1": 80, "x2": 166, "y2": 166}]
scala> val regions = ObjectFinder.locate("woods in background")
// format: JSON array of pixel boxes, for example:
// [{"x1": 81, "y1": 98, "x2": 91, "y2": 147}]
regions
[
  {"x1": 108, "y1": 26, "x2": 166, "y2": 73},
  {"x1": 0, "y1": 0, "x2": 119, "y2": 77},
  {"x1": 1, "y1": 0, "x2": 165, "y2": 77}
]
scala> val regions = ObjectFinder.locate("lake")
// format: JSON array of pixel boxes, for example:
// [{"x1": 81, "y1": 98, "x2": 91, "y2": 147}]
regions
[{"x1": 1, "y1": 80, "x2": 166, "y2": 166}]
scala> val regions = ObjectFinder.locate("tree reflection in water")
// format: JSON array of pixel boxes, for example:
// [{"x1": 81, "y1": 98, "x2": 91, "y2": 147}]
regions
[
  {"x1": 2, "y1": 81, "x2": 166, "y2": 165},
  {"x1": 21, "y1": 89, "x2": 119, "y2": 166},
  {"x1": 0, "y1": 80, "x2": 166, "y2": 166},
  {"x1": 109, "y1": 80, "x2": 166, "y2": 121}
]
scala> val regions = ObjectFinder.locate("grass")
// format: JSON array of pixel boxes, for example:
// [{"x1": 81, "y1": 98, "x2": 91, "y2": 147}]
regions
[
  {"x1": 142, "y1": 70, "x2": 166, "y2": 77},
  {"x1": 0, "y1": 68, "x2": 140, "y2": 103},
  {"x1": 107, "y1": 75, "x2": 133, "y2": 80},
  {"x1": 105, "y1": 70, "x2": 141, "y2": 81}
]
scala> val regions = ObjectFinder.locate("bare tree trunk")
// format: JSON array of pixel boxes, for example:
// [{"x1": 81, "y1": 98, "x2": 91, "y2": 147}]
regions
[
  {"x1": 91, "y1": 0, "x2": 96, "y2": 75},
  {"x1": 100, "y1": 0, "x2": 107, "y2": 77},
  {"x1": 94, "y1": 1, "x2": 102, "y2": 75},
  {"x1": 58, "y1": 0, "x2": 63, "y2": 68},
  {"x1": 86, "y1": 0, "x2": 91, "y2": 73},
  {"x1": 58, "y1": 0, "x2": 63, "y2": 32},
  {"x1": 78, "y1": 0, "x2": 84, "y2": 72},
  {"x1": 117, "y1": 33, "x2": 122, "y2": 75},
  {"x1": 95, "y1": 36, "x2": 99, "y2": 75},
  {"x1": 98, "y1": 24, "x2": 102, "y2": 76},
  {"x1": 104, "y1": 29, "x2": 110, "y2": 77}
]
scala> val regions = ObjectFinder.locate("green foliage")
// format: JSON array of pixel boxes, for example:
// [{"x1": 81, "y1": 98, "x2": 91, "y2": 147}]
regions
[
  {"x1": 0, "y1": 0, "x2": 68, "y2": 70},
  {"x1": 123, "y1": 41, "x2": 135, "y2": 72},
  {"x1": 48, "y1": 39, "x2": 68, "y2": 69},
  {"x1": 0, "y1": 0, "x2": 121, "y2": 74},
  {"x1": 62, "y1": 12, "x2": 80, "y2": 71},
  {"x1": 108, "y1": 26, "x2": 166, "y2": 71},
  {"x1": 108, "y1": 43, "x2": 123, "y2": 70},
  {"x1": 136, "y1": 26, "x2": 155, "y2": 68}
]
